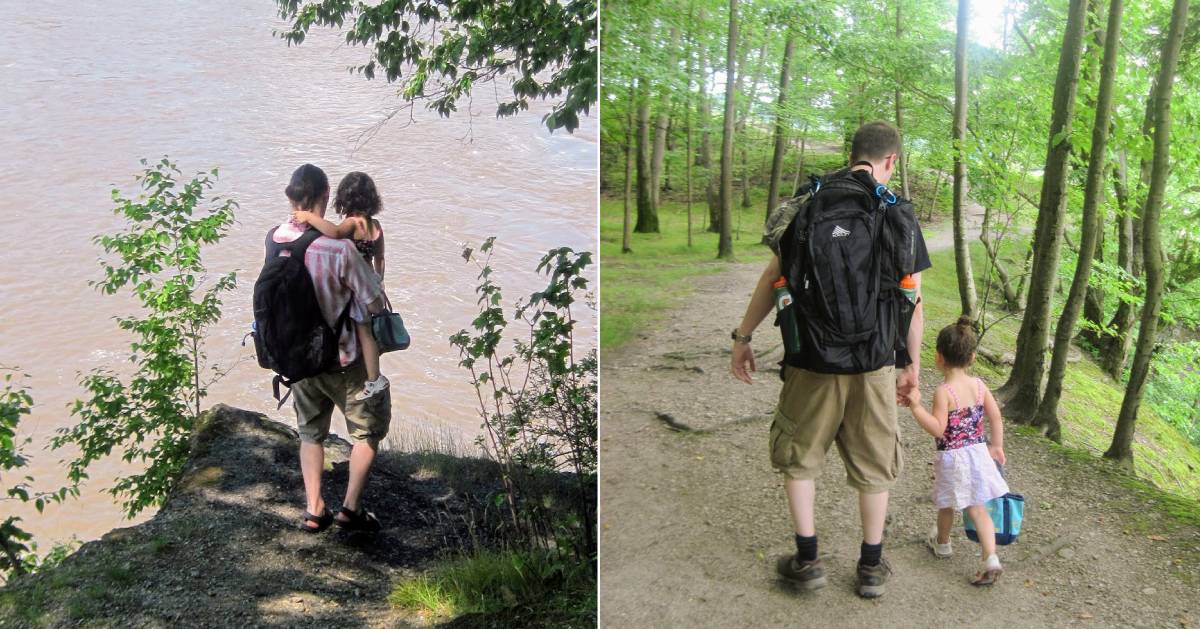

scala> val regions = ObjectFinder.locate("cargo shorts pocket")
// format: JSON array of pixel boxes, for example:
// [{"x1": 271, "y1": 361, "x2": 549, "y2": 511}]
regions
[{"x1": 769, "y1": 412, "x2": 798, "y2": 470}]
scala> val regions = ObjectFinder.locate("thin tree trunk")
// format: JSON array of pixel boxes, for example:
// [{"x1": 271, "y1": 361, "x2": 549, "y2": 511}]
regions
[
  {"x1": 1105, "y1": 0, "x2": 1187, "y2": 466},
  {"x1": 928, "y1": 168, "x2": 944, "y2": 221},
  {"x1": 999, "y1": 0, "x2": 1090, "y2": 420},
  {"x1": 700, "y1": 45, "x2": 720, "y2": 233},
  {"x1": 1035, "y1": 0, "x2": 1123, "y2": 441},
  {"x1": 685, "y1": 2, "x2": 696, "y2": 248},
  {"x1": 895, "y1": 0, "x2": 911, "y2": 199},
  {"x1": 622, "y1": 84, "x2": 636, "y2": 254},
  {"x1": 1104, "y1": 79, "x2": 1156, "y2": 376},
  {"x1": 650, "y1": 27, "x2": 681, "y2": 211},
  {"x1": 792, "y1": 122, "x2": 809, "y2": 192},
  {"x1": 739, "y1": 42, "x2": 768, "y2": 209},
  {"x1": 635, "y1": 81, "x2": 658, "y2": 233},
  {"x1": 764, "y1": 30, "x2": 797, "y2": 236},
  {"x1": 1101, "y1": 155, "x2": 1136, "y2": 377},
  {"x1": 952, "y1": 0, "x2": 978, "y2": 320},
  {"x1": 718, "y1": 0, "x2": 738, "y2": 259}
]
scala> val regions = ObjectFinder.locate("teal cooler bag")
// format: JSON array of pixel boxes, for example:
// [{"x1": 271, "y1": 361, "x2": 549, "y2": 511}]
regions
[
  {"x1": 964, "y1": 464, "x2": 1024, "y2": 545},
  {"x1": 371, "y1": 295, "x2": 410, "y2": 353}
]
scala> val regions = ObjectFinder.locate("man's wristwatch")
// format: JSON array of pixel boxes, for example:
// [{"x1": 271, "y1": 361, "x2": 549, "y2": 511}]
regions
[{"x1": 731, "y1": 329, "x2": 752, "y2": 345}]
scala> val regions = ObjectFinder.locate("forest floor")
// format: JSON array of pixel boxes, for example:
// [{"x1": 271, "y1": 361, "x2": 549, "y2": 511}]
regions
[
  {"x1": 0, "y1": 406, "x2": 593, "y2": 628},
  {"x1": 598, "y1": 214, "x2": 1200, "y2": 628}
]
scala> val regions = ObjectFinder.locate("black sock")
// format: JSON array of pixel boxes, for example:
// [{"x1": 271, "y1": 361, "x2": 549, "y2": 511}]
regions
[
  {"x1": 794, "y1": 534, "x2": 818, "y2": 562},
  {"x1": 859, "y1": 541, "x2": 882, "y2": 567}
]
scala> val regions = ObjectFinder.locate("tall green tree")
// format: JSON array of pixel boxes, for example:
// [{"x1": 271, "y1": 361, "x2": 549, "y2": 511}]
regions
[
  {"x1": 718, "y1": 0, "x2": 738, "y2": 259},
  {"x1": 951, "y1": 0, "x2": 977, "y2": 320},
  {"x1": 1034, "y1": 0, "x2": 1124, "y2": 441},
  {"x1": 1105, "y1": 0, "x2": 1190, "y2": 466},
  {"x1": 999, "y1": 0, "x2": 1091, "y2": 420}
]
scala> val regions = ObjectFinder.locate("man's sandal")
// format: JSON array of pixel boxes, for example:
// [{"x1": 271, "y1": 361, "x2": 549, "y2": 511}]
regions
[
  {"x1": 301, "y1": 508, "x2": 334, "y2": 533},
  {"x1": 336, "y1": 506, "x2": 382, "y2": 532}
]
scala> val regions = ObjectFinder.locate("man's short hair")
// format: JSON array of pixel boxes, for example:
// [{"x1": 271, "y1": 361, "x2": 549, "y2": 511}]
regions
[{"x1": 850, "y1": 122, "x2": 901, "y2": 162}]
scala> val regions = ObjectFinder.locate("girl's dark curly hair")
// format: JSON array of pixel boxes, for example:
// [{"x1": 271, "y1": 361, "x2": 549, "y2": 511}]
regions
[
  {"x1": 936, "y1": 316, "x2": 978, "y2": 368},
  {"x1": 333, "y1": 171, "x2": 383, "y2": 219}
]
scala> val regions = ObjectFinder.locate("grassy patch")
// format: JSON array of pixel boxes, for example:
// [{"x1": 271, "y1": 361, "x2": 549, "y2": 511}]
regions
[
  {"x1": 600, "y1": 196, "x2": 773, "y2": 351},
  {"x1": 389, "y1": 549, "x2": 594, "y2": 627}
]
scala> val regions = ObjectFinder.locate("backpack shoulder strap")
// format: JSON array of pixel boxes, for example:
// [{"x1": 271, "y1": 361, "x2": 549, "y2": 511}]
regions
[{"x1": 266, "y1": 226, "x2": 323, "y2": 263}]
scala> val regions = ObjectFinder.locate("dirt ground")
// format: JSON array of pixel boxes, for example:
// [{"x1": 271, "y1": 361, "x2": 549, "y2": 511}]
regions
[
  {"x1": 0, "y1": 406, "x2": 515, "y2": 628},
  {"x1": 598, "y1": 220, "x2": 1200, "y2": 628}
]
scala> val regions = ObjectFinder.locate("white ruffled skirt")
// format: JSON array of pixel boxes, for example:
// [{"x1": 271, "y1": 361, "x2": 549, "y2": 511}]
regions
[{"x1": 932, "y1": 442, "x2": 1009, "y2": 510}]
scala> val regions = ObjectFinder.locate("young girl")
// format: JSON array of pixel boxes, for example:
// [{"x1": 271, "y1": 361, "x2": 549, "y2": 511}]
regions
[
  {"x1": 906, "y1": 316, "x2": 1008, "y2": 585},
  {"x1": 293, "y1": 171, "x2": 389, "y2": 400}
]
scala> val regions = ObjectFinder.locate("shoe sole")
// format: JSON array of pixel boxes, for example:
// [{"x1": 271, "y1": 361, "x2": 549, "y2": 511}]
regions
[
  {"x1": 856, "y1": 583, "x2": 885, "y2": 598},
  {"x1": 776, "y1": 558, "x2": 827, "y2": 591}
]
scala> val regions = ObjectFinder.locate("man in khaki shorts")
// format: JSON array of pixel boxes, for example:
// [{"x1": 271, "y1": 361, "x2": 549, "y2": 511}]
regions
[
  {"x1": 272, "y1": 164, "x2": 391, "y2": 533},
  {"x1": 731, "y1": 122, "x2": 930, "y2": 598}
]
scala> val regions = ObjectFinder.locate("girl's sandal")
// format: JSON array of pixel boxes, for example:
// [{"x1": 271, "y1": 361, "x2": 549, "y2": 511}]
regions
[
  {"x1": 970, "y1": 567, "x2": 1003, "y2": 586},
  {"x1": 301, "y1": 508, "x2": 334, "y2": 533},
  {"x1": 336, "y1": 506, "x2": 382, "y2": 532}
]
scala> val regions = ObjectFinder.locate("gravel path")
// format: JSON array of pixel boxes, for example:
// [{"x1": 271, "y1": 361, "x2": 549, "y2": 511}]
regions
[{"x1": 598, "y1": 216, "x2": 1200, "y2": 628}]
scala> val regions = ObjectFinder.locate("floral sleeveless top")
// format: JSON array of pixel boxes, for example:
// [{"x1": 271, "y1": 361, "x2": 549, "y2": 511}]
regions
[{"x1": 936, "y1": 378, "x2": 986, "y2": 451}]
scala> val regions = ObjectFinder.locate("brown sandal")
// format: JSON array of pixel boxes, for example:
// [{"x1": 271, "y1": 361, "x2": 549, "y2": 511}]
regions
[{"x1": 971, "y1": 567, "x2": 1003, "y2": 586}]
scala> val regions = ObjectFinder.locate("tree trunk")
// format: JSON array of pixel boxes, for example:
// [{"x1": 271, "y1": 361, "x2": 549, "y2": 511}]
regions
[
  {"x1": 739, "y1": 42, "x2": 768, "y2": 210},
  {"x1": 718, "y1": 0, "x2": 738, "y2": 259},
  {"x1": 622, "y1": 84, "x2": 636, "y2": 254},
  {"x1": 685, "y1": 3, "x2": 696, "y2": 249},
  {"x1": 1034, "y1": 0, "x2": 1122, "y2": 441},
  {"x1": 1101, "y1": 155, "x2": 1137, "y2": 377},
  {"x1": 895, "y1": 0, "x2": 911, "y2": 199},
  {"x1": 635, "y1": 81, "x2": 658, "y2": 233},
  {"x1": 700, "y1": 45, "x2": 720, "y2": 233},
  {"x1": 998, "y1": 0, "x2": 1089, "y2": 421},
  {"x1": 952, "y1": 0, "x2": 978, "y2": 320},
  {"x1": 764, "y1": 31, "x2": 797, "y2": 236},
  {"x1": 792, "y1": 123, "x2": 809, "y2": 193},
  {"x1": 1103, "y1": 78, "x2": 1157, "y2": 376},
  {"x1": 1105, "y1": 0, "x2": 1187, "y2": 466},
  {"x1": 927, "y1": 168, "x2": 943, "y2": 221},
  {"x1": 650, "y1": 27, "x2": 681, "y2": 211}
]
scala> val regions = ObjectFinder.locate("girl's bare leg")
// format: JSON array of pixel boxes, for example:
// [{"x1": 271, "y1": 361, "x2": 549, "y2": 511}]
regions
[
  {"x1": 965, "y1": 504, "x2": 997, "y2": 559},
  {"x1": 936, "y1": 507, "x2": 954, "y2": 544},
  {"x1": 356, "y1": 321, "x2": 381, "y2": 382}
]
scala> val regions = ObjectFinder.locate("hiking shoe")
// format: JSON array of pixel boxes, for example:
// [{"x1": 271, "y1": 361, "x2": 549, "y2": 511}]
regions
[
  {"x1": 355, "y1": 375, "x2": 390, "y2": 401},
  {"x1": 776, "y1": 554, "x2": 827, "y2": 591},
  {"x1": 856, "y1": 557, "x2": 892, "y2": 599},
  {"x1": 925, "y1": 527, "x2": 953, "y2": 558}
]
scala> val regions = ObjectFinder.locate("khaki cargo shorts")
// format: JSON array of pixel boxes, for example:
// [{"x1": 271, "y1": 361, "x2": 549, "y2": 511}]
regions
[
  {"x1": 769, "y1": 365, "x2": 902, "y2": 493},
  {"x1": 292, "y1": 359, "x2": 391, "y2": 448}
]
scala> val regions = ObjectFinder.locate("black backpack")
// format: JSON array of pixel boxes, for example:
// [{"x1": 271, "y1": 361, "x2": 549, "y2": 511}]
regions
[
  {"x1": 777, "y1": 168, "x2": 920, "y2": 374},
  {"x1": 251, "y1": 227, "x2": 350, "y2": 406}
]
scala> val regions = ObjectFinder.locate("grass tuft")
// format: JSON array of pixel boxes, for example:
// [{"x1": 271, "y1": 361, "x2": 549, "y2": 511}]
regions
[{"x1": 389, "y1": 549, "x2": 594, "y2": 625}]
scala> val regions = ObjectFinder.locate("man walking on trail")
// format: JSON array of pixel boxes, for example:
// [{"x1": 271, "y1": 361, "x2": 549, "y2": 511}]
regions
[
  {"x1": 730, "y1": 121, "x2": 930, "y2": 598},
  {"x1": 267, "y1": 164, "x2": 392, "y2": 533}
]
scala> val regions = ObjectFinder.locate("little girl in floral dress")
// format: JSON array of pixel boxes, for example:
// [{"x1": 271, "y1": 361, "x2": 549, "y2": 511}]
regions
[{"x1": 906, "y1": 316, "x2": 1008, "y2": 585}]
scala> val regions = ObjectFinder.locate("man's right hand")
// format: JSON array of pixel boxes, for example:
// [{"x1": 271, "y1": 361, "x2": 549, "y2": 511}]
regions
[{"x1": 731, "y1": 343, "x2": 756, "y2": 384}]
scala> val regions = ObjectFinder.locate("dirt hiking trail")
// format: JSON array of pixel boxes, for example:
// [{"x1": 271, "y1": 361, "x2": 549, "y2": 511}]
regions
[{"x1": 599, "y1": 216, "x2": 1200, "y2": 628}]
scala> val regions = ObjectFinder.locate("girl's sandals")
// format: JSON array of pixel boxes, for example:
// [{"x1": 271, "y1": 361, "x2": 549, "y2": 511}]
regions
[
  {"x1": 336, "y1": 505, "x2": 382, "y2": 532},
  {"x1": 971, "y1": 567, "x2": 1003, "y2": 586},
  {"x1": 971, "y1": 555, "x2": 1004, "y2": 586},
  {"x1": 301, "y1": 508, "x2": 334, "y2": 533}
]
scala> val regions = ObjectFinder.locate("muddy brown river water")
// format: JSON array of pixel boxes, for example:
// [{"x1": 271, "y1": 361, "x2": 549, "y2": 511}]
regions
[{"x1": 0, "y1": 1, "x2": 597, "y2": 549}]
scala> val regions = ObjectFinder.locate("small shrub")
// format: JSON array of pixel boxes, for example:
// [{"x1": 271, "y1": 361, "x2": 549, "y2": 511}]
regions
[{"x1": 52, "y1": 159, "x2": 237, "y2": 517}]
